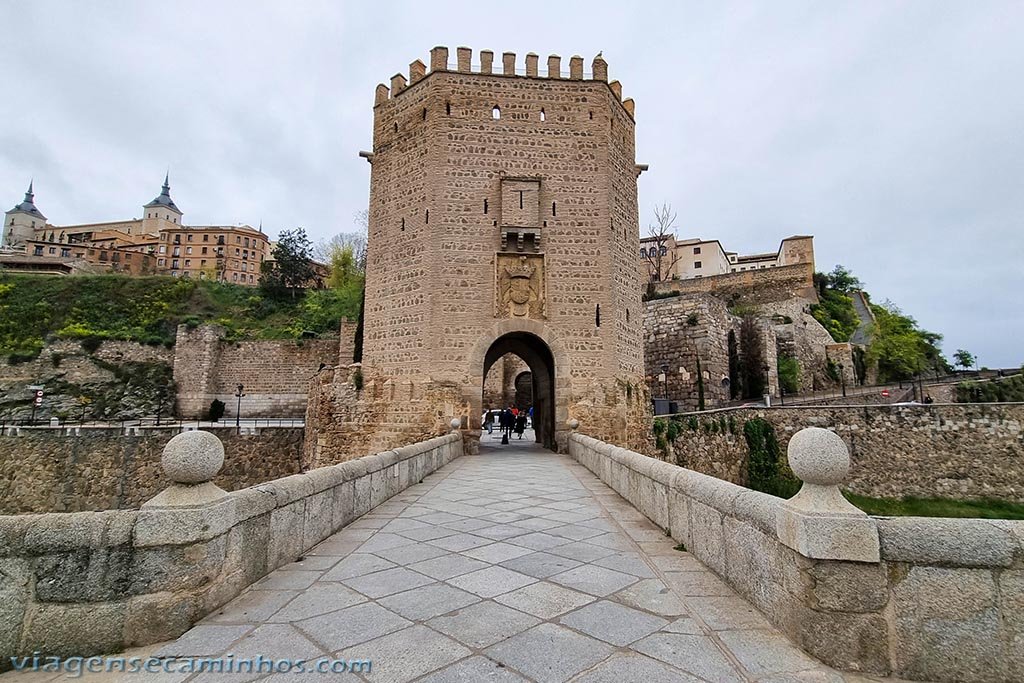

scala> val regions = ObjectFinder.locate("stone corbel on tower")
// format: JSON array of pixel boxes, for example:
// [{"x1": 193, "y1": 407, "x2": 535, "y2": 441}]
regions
[
  {"x1": 592, "y1": 53, "x2": 608, "y2": 82},
  {"x1": 430, "y1": 46, "x2": 448, "y2": 72},
  {"x1": 547, "y1": 55, "x2": 561, "y2": 79},
  {"x1": 390, "y1": 73, "x2": 407, "y2": 97},
  {"x1": 456, "y1": 46, "x2": 472, "y2": 72},
  {"x1": 525, "y1": 53, "x2": 539, "y2": 77},
  {"x1": 569, "y1": 56, "x2": 583, "y2": 80},
  {"x1": 409, "y1": 59, "x2": 426, "y2": 84}
]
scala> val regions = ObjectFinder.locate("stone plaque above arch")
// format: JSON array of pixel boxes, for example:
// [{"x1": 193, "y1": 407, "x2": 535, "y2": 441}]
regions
[{"x1": 496, "y1": 253, "x2": 545, "y2": 320}]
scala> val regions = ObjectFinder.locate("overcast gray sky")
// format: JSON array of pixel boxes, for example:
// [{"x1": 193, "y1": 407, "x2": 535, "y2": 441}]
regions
[{"x1": 2, "y1": 1, "x2": 1021, "y2": 367}]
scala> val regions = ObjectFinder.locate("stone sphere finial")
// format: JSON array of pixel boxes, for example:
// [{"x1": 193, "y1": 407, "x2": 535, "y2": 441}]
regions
[
  {"x1": 450, "y1": 418, "x2": 462, "y2": 432},
  {"x1": 787, "y1": 427, "x2": 849, "y2": 486},
  {"x1": 568, "y1": 418, "x2": 579, "y2": 431},
  {"x1": 162, "y1": 430, "x2": 225, "y2": 484}
]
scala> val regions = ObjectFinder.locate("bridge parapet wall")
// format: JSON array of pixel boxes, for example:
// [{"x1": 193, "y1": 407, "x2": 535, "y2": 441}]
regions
[
  {"x1": 0, "y1": 431, "x2": 462, "y2": 662},
  {"x1": 569, "y1": 431, "x2": 1023, "y2": 683}
]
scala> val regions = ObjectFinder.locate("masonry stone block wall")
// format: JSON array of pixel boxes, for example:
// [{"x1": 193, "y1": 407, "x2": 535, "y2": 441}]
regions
[
  {"x1": 654, "y1": 262, "x2": 816, "y2": 304},
  {"x1": 569, "y1": 432, "x2": 1023, "y2": 682},
  {"x1": 305, "y1": 365, "x2": 470, "y2": 466},
  {"x1": 0, "y1": 427, "x2": 305, "y2": 514},
  {"x1": 668, "y1": 404, "x2": 1024, "y2": 502},
  {"x1": 644, "y1": 295, "x2": 732, "y2": 409},
  {"x1": 0, "y1": 433, "x2": 462, "y2": 661},
  {"x1": 173, "y1": 325, "x2": 338, "y2": 418}
]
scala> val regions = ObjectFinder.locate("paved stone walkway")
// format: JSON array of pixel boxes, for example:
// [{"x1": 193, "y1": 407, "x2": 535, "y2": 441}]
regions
[{"x1": 4, "y1": 433, "x2": 897, "y2": 683}]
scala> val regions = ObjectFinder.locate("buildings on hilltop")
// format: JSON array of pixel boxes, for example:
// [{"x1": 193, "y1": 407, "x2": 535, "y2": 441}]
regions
[
  {"x1": 2, "y1": 177, "x2": 271, "y2": 286},
  {"x1": 639, "y1": 233, "x2": 814, "y2": 283}
]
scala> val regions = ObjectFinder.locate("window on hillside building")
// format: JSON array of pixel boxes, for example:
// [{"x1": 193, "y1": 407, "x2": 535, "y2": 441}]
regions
[
  {"x1": 694, "y1": 261, "x2": 702, "y2": 269},
  {"x1": 694, "y1": 247, "x2": 701, "y2": 254}
]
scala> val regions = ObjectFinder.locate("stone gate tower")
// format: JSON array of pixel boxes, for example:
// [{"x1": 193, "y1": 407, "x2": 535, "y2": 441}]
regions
[{"x1": 307, "y1": 46, "x2": 650, "y2": 458}]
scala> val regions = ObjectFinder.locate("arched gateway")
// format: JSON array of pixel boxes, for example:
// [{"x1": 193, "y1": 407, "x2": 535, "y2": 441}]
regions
[{"x1": 305, "y1": 46, "x2": 651, "y2": 462}]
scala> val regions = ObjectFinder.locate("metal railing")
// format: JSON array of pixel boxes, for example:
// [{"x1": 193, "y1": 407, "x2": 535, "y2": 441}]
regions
[{"x1": 0, "y1": 417, "x2": 304, "y2": 436}]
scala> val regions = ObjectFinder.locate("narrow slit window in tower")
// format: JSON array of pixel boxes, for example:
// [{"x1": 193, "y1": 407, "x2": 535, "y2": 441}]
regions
[
  {"x1": 540, "y1": 108, "x2": 546, "y2": 122},
  {"x1": 484, "y1": 199, "x2": 488, "y2": 214},
  {"x1": 492, "y1": 105, "x2": 501, "y2": 119},
  {"x1": 422, "y1": 108, "x2": 427, "y2": 121},
  {"x1": 425, "y1": 209, "x2": 429, "y2": 224},
  {"x1": 446, "y1": 101, "x2": 451, "y2": 115},
  {"x1": 518, "y1": 191, "x2": 523, "y2": 209},
  {"x1": 552, "y1": 201, "x2": 556, "y2": 216},
  {"x1": 595, "y1": 304, "x2": 601, "y2": 327},
  {"x1": 401, "y1": 218, "x2": 405, "y2": 231}
]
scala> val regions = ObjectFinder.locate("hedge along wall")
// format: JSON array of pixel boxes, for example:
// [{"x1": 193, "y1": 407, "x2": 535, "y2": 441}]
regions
[
  {"x1": 0, "y1": 432, "x2": 462, "y2": 661},
  {"x1": 664, "y1": 403, "x2": 1024, "y2": 502},
  {"x1": 568, "y1": 432, "x2": 1023, "y2": 683}
]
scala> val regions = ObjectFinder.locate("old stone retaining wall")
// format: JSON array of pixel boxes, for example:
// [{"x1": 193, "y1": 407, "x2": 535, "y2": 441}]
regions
[
  {"x1": 668, "y1": 403, "x2": 1024, "y2": 502},
  {"x1": 0, "y1": 432, "x2": 462, "y2": 661},
  {"x1": 174, "y1": 325, "x2": 338, "y2": 419},
  {"x1": 569, "y1": 432, "x2": 1023, "y2": 682},
  {"x1": 0, "y1": 427, "x2": 305, "y2": 514},
  {"x1": 652, "y1": 262, "x2": 817, "y2": 304},
  {"x1": 0, "y1": 340, "x2": 174, "y2": 422}
]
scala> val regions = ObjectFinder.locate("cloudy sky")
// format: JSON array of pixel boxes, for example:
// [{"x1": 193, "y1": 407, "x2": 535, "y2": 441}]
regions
[{"x1": 2, "y1": 1, "x2": 1021, "y2": 367}]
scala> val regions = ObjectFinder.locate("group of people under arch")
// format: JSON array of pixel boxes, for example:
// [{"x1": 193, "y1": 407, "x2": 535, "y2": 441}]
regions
[{"x1": 482, "y1": 405, "x2": 532, "y2": 444}]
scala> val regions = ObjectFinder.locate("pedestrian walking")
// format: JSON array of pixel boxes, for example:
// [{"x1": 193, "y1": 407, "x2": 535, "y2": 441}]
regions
[{"x1": 514, "y1": 411, "x2": 527, "y2": 439}]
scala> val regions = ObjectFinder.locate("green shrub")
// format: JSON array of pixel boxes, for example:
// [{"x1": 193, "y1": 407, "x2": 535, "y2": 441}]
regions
[
  {"x1": 50, "y1": 352, "x2": 63, "y2": 368},
  {"x1": 7, "y1": 348, "x2": 41, "y2": 365},
  {"x1": 777, "y1": 355, "x2": 800, "y2": 394},
  {"x1": 80, "y1": 336, "x2": 104, "y2": 354},
  {"x1": 666, "y1": 420, "x2": 682, "y2": 442},
  {"x1": 956, "y1": 373, "x2": 1024, "y2": 403},
  {"x1": 206, "y1": 399, "x2": 226, "y2": 422},
  {"x1": 653, "y1": 418, "x2": 666, "y2": 436},
  {"x1": 825, "y1": 358, "x2": 840, "y2": 382},
  {"x1": 743, "y1": 418, "x2": 800, "y2": 498},
  {"x1": 686, "y1": 313, "x2": 699, "y2": 326},
  {"x1": 687, "y1": 416, "x2": 698, "y2": 431}
]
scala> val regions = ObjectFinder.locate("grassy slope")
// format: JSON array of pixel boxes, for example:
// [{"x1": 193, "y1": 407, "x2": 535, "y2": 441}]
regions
[
  {"x1": 0, "y1": 274, "x2": 360, "y2": 356},
  {"x1": 845, "y1": 491, "x2": 1024, "y2": 520}
]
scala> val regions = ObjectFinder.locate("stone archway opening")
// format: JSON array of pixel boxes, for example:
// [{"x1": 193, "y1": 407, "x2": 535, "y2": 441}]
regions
[{"x1": 482, "y1": 332, "x2": 555, "y2": 450}]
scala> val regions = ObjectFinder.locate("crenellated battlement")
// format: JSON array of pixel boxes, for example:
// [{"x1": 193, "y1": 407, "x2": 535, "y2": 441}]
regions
[{"x1": 374, "y1": 45, "x2": 632, "y2": 114}]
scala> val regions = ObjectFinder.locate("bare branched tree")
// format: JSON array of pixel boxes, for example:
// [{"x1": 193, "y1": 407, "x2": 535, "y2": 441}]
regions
[
  {"x1": 641, "y1": 203, "x2": 681, "y2": 282},
  {"x1": 314, "y1": 210, "x2": 368, "y2": 273}
]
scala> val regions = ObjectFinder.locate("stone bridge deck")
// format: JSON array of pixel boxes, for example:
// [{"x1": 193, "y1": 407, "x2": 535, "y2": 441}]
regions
[{"x1": 5, "y1": 435, "x2": 894, "y2": 683}]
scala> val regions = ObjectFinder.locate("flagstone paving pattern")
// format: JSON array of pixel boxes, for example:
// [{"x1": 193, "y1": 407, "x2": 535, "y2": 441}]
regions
[{"x1": 2, "y1": 434, "x2": 901, "y2": 682}]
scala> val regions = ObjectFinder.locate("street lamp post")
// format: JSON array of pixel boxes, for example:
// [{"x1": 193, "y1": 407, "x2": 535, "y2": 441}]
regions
[
  {"x1": 234, "y1": 384, "x2": 246, "y2": 431},
  {"x1": 839, "y1": 363, "x2": 847, "y2": 398}
]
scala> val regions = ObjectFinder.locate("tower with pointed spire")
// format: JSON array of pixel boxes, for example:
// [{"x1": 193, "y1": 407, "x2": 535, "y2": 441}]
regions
[
  {"x1": 3, "y1": 181, "x2": 47, "y2": 248},
  {"x1": 141, "y1": 173, "x2": 183, "y2": 234}
]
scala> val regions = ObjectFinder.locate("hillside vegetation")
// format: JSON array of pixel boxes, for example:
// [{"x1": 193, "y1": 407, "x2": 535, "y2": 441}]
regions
[
  {"x1": 0, "y1": 274, "x2": 360, "y2": 359},
  {"x1": 810, "y1": 265, "x2": 947, "y2": 382}
]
